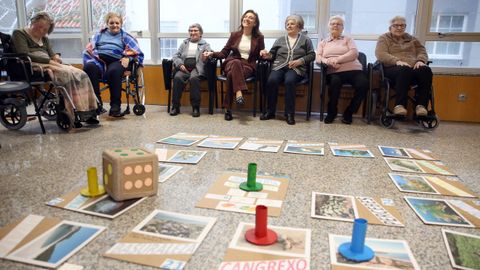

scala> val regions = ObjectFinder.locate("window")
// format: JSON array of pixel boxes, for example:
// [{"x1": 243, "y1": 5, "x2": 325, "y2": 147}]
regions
[
  {"x1": 159, "y1": 38, "x2": 178, "y2": 59},
  {"x1": 0, "y1": 0, "x2": 18, "y2": 34},
  {"x1": 26, "y1": 0, "x2": 81, "y2": 33},
  {"x1": 243, "y1": 0, "x2": 317, "y2": 32},
  {"x1": 432, "y1": 0, "x2": 480, "y2": 33},
  {"x1": 428, "y1": 15, "x2": 465, "y2": 59},
  {"x1": 90, "y1": 0, "x2": 149, "y2": 32}
]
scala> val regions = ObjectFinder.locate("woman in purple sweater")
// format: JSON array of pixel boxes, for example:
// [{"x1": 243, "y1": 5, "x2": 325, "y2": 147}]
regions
[{"x1": 316, "y1": 15, "x2": 368, "y2": 124}]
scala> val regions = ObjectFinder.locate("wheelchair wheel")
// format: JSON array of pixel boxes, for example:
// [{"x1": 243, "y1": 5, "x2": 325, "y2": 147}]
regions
[
  {"x1": 0, "y1": 99, "x2": 28, "y2": 130},
  {"x1": 380, "y1": 113, "x2": 395, "y2": 129},
  {"x1": 56, "y1": 111, "x2": 72, "y2": 131},
  {"x1": 133, "y1": 104, "x2": 146, "y2": 115},
  {"x1": 420, "y1": 116, "x2": 440, "y2": 130},
  {"x1": 36, "y1": 96, "x2": 57, "y2": 121}
]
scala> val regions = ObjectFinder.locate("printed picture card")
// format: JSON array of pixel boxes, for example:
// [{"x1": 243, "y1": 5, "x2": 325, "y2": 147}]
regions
[
  {"x1": 442, "y1": 229, "x2": 480, "y2": 270},
  {"x1": 238, "y1": 138, "x2": 284, "y2": 153},
  {"x1": 158, "y1": 164, "x2": 182, "y2": 183},
  {"x1": 389, "y1": 173, "x2": 477, "y2": 197},
  {"x1": 197, "y1": 135, "x2": 244, "y2": 150},
  {"x1": 196, "y1": 171, "x2": 289, "y2": 217},
  {"x1": 155, "y1": 148, "x2": 207, "y2": 164},
  {"x1": 46, "y1": 187, "x2": 146, "y2": 219},
  {"x1": 384, "y1": 158, "x2": 456, "y2": 176},
  {"x1": 104, "y1": 210, "x2": 216, "y2": 269},
  {"x1": 283, "y1": 140, "x2": 325, "y2": 156},
  {"x1": 329, "y1": 143, "x2": 374, "y2": 158},
  {"x1": 156, "y1": 133, "x2": 208, "y2": 146},
  {"x1": 378, "y1": 146, "x2": 438, "y2": 160},
  {"x1": 311, "y1": 192, "x2": 404, "y2": 227},
  {"x1": 0, "y1": 214, "x2": 105, "y2": 269},
  {"x1": 404, "y1": 196, "x2": 480, "y2": 228},
  {"x1": 329, "y1": 234, "x2": 420, "y2": 270},
  {"x1": 218, "y1": 222, "x2": 311, "y2": 269}
]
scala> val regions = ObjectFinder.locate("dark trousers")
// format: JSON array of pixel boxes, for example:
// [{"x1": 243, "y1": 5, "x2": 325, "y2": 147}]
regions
[
  {"x1": 384, "y1": 65, "x2": 432, "y2": 107},
  {"x1": 265, "y1": 68, "x2": 302, "y2": 115},
  {"x1": 84, "y1": 60, "x2": 125, "y2": 110},
  {"x1": 172, "y1": 69, "x2": 203, "y2": 108},
  {"x1": 224, "y1": 59, "x2": 254, "y2": 109},
  {"x1": 326, "y1": 70, "x2": 368, "y2": 116}
]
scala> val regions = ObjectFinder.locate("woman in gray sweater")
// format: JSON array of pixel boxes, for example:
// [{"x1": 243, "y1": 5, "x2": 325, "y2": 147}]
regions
[{"x1": 260, "y1": 15, "x2": 315, "y2": 125}]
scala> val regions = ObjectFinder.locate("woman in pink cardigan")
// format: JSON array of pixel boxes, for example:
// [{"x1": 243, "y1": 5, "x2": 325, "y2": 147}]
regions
[{"x1": 316, "y1": 15, "x2": 368, "y2": 124}]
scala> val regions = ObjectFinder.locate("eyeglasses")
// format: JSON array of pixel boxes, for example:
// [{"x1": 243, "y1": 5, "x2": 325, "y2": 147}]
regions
[
  {"x1": 330, "y1": 23, "x2": 343, "y2": 26},
  {"x1": 189, "y1": 29, "x2": 199, "y2": 32},
  {"x1": 391, "y1": 24, "x2": 406, "y2": 29}
]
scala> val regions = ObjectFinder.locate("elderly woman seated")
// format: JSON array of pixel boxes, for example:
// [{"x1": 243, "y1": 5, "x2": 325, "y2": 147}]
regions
[
  {"x1": 83, "y1": 12, "x2": 144, "y2": 117},
  {"x1": 375, "y1": 15, "x2": 432, "y2": 117},
  {"x1": 11, "y1": 12, "x2": 98, "y2": 125},
  {"x1": 259, "y1": 15, "x2": 315, "y2": 125},
  {"x1": 170, "y1": 23, "x2": 211, "y2": 117},
  {"x1": 316, "y1": 15, "x2": 368, "y2": 125}
]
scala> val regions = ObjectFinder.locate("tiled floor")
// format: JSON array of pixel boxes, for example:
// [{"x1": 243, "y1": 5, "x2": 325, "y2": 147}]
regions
[{"x1": 0, "y1": 105, "x2": 479, "y2": 269}]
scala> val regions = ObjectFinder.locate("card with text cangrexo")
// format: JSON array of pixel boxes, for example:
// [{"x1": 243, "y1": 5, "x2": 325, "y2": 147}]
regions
[
  {"x1": 405, "y1": 196, "x2": 480, "y2": 228},
  {"x1": 388, "y1": 173, "x2": 477, "y2": 197},
  {"x1": 218, "y1": 222, "x2": 311, "y2": 270},
  {"x1": 156, "y1": 133, "x2": 208, "y2": 146},
  {"x1": 328, "y1": 143, "x2": 374, "y2": 158},
  {"x1": 196, "y1": 171, "x2": 289, "y2": 217},
  {"x1": 384, "y1": 157, "x2": 456, "y2": 176},
  {"x1": 329, "y1": 234, "x2": 420, "y2": 270},
  {"x1": 155, "y1": 148, "x2": 207, "y2": 164},
  {"x1": 283, "y1": 140, "x2": 324, "y2": 156},
  {"x1": 197, "y1": 135, "x2": 244, "y2": 150},
  {"x1": 311, "y1": 192, "x2": 404, "y2": 227},
  {"x1": 0, "y1": 214, "x2": 105, "y2": 269},
  {"x1": 378, "y1": 146, "x2": 438, "y2": 160},
  {"x1": 46, "y1": 187, "x2": 146, "y2": 219},
  {"x1": 104, "y1": 210, "x2": 216, "y2": 269},
  {"x1": 238, "y1": 138, "x2": 284, "y2": 153}
]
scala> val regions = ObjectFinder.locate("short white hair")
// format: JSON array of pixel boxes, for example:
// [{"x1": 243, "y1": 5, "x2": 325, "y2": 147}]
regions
[
  {"x1": 329, "y1": 15, "x2": 345, "y2": 25},
  {"x1": 390, "y1": 15, "x2": 406, "y2": 25}
]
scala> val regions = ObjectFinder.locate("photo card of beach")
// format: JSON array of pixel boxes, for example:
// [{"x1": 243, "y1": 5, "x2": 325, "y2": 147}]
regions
[
  {"x1": 156, "y1": 133, "x2": 208, "y2": 146},
  {"x1": 404, "y1": 197, "x2": 474, "y2": 227},
  {"x1": 238, "y1": 138, "x2": 284, "y2": 153},
  {"x1": 378, "y1": 146, "x2": 437, "y2": 160},
  {"x1": 329, "y1": 234, "x2": 420, "y2": 270},
  {"x1": 329, "y1": 143, "x2": 374, "y2": 158},
  {"x1": 284, "y1": 140, "x2": 324, "y2": 156},
  {"x1": 197, "y1": 135, "x2": 244, "y2": 149}
]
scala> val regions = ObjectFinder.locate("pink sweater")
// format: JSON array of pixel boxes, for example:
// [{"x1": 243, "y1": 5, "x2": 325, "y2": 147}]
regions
[{"x1": 316, "y1": 35, "x2": 362, "y2": 74}]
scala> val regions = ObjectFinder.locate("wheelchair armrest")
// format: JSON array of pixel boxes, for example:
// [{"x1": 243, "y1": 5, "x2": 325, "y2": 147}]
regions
[
  {"x1": 1, "y1": 54, "x2": 34, "y2": 81},
  {"x1": 372, "y1": 61, "x2": 385, "y2": 82},
  {"x1": 162, "y1": 58, "x2": 173, "y2": 90}
]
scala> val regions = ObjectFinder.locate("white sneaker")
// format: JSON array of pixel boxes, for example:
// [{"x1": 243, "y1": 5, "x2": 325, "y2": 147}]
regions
[
  {"x1": 415, "y1": 105, "x2": 428, "y2": 116},
  {"x1": 393, "y1": 105, "x2": 407, "y2": 116}
]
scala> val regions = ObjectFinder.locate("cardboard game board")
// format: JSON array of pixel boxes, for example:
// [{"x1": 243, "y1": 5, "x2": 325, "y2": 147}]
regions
[
  {"x1": 384, "y1": 157, "x2": 456, "y2": 176},
  {"x1": 218, "y1": 222, "x2": 311, "y2": 270},
  {"x1": 238, "y1": 138, "x2": 284, "y2": 153},
  {"x1": 329, "y1": 143, "x2": 374, "y2": 158},
  {"x1": 155, "y1": 148, "x2": 207, "y2": 164},
  {"x1": 311, "y1": 192, "x2": 404, "y2": 227},
  {"x1": 159, "y1": 164, "x2": 182, "y2": 183},
  {"x1": 0, "y1": 214, "x2": 105, "y2": 269},
  {"x1": 378, "y1": 146, "x2": 438, "y2": 160},
  {"x1": 389, "y1": 173, "x2": 477, "y2": 197},
  {"x1": 197, "y1": 135, "x2": 244, "y2": 150},
  {"x1": 405, "y1": 196, "x2": 480, "y2": 228},
  {"x1": 442, "y1": 229, "x2": 480, "y2": 270},
  {"x1": 156, "y1": 133, "x2": 208, "y2": 146},
  {"x1": 196, "y1": 171, "x2": 289, "y2": 216},
  {"x1": 104, "y1": 210, "x2": 216, "y2": 269},
  {"x1": 329, "y1": 234, "x2": 420, "y2": 270},
  {"x1": 46, "y1": 187, "x2": 146, "y2": 219},
  {"x1": 283, "y1": 140, "x2": 324, "y2": 156}
]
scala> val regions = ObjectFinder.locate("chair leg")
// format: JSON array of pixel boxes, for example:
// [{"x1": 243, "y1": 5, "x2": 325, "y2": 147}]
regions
[
  {"x1": 167, "y1": 88, "x2": 171, "y2": 113},
  {"x1": 208, "y1": 81, "x2": 214, "y2": 115},
  {"x1": 220, "y1": 82, "x2": 224, "y2": 109},
  {"x1": 253, "y1": 81, "x2": 257, "y2": 117},
  {"x1": 319, "y1": 80, "x2": 326, "y2": 121}
]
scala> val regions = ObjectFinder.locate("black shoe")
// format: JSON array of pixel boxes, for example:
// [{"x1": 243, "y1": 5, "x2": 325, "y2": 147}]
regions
[
  {"x1": 286, "y1": 114, "x2": 295, "y2": 125},
  {"x1": 96, "y1": 105, "x2": 107, "y2": 115},
  {"x1": 86, "y1": 117, "x2": 100, "y2": 125},
  {"x1": 342, "y1": 112, "x2": 352, "y2": 125},
  {"x1": 224, "y1": 110, "x2": 233, "y2": 121},
  {"x1": 170, "y1": 107, "x2": 180, "y2": 116},
  {"x1": 235, "y1": 95, "x2": 245, "y2": 105},
  {"x1": 192, "y1": 107, "x2": 200, "y2": 117},
  {"x1": 260, "y1": 112, "x2": 275, "y2": 120},
  {"x1": 109, "y1": 109, "x2": 125, "y2": 118},
  {"x1": 324, "y1": 114, "x2": 336, "y2": 124}
]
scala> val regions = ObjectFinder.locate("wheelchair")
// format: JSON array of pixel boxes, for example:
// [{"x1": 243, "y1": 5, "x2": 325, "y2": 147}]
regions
[
  {"x1": 370, "y1": 61, "x2": 439, "y2": 130},
  {"x1": 99, "y1": 58, "x2": 146, "y2": 116},
  {"x1": 0, "y1": 32, "x2": 84, "y2": 132}
]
